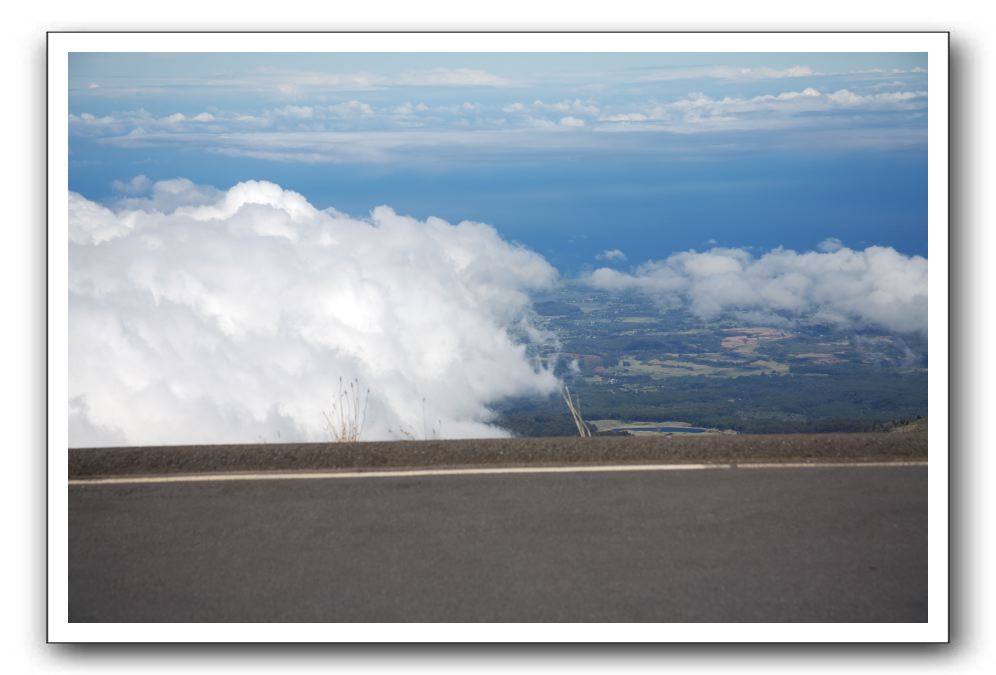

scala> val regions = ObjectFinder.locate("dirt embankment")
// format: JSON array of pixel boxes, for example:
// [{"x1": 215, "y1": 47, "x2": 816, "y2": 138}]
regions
[{"x1": 69, "y1": 432, "x2": 927, "y2": 479}]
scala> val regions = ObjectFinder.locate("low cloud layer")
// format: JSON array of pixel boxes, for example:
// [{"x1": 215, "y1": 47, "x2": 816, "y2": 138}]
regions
[
  {"x1": 585, "y1": 245, "x2": 927, "y2": 334},
  {"x1": 69, "y1": 180, "x2": 559, "y2": 447}
]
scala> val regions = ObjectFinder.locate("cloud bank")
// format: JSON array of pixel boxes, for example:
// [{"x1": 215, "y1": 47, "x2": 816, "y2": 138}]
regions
[
  {"x1": 585, "y1": 245, "x2": 927, "y2": 334},
  {"x1": 69, "y1": 180, "x2": 559, "y2": 447},
  {"x1": 70, "y1": 82, "x2": 927, "y2": 165}
]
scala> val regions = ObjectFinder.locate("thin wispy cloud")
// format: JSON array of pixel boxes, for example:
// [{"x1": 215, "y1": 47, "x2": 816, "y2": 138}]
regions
[
  {"x1": 394, "y1": 68, "x2": 514, "y2": 88},
  {"x1": 267, "y1": 66, "x2": 514, "y2": 91},
  {"x1": 75, "y1": 66, "x2": 518, "y2": 98},
  {"x1": 639, "y1": 65, "x2": 817, "y2": 81},
  {"x1": 97, "y1": 128, "x2": 623, "y2": 165}
]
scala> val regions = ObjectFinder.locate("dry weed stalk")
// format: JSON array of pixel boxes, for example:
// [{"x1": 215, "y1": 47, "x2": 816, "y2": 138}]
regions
[
  {"x1": 323, "y1": 377, "x2": 369, "y2": 442},
  {"x1": 561, "y1": 385, "x2": 592, "y2": 438},
  {"x1": 389, "y1": 397, "x2": 442, "y2": 441}
]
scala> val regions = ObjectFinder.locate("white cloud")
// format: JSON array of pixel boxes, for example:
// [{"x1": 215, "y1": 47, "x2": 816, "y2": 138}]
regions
[
  {"x1": 395, "y1": 68, "x2": 512, "y2": 88},
  {"x1": 69, "y1": 111, "x2": 118, "y2": 131},
  {"x1": 595, "y1": 249, "x2": 627, "y2": 262},
  {"x1": 111, "y1": 174, "x2": 152, "y2": 195},
  {"x1": 71, "y1": 81, "x2": 927, "y2": 162},
  {"x1": 600, "y1": 113, "x2": 650, "y2": 123},
  {"x1": 500, "y1": 100, "x2": 600, "y2": 127},
  {"x1": 585, "y1": 245, "x2": 927, "y2": 334},
  {"x1": 71, "y1": 80, "x2": 927, "y2": 165},
  {"x1": 326, "y1": 100, "x2": 374, "y2": 117},
  {"x1": 594, "y1": 87, "x2": 927, "y2": 134},
  {"x1": 69, "y1": 180, "x2": 559, "y2": 447},
  {"x1": 68, "y1": 192, "x2": 133, "y2": 245},
  {"x1": 641, "y1": 65, "x2": 816, "y2": 82},
  {"x1": 668, "y1": 87, "x2": 926, "y2": 117},
  {"x1": 392, "y1": 101, "x2": 429, "y2": 115},
  {"x1": 69, "y1": 396, "x2": 127, "y2": 447},
  {"x1": 818, "y1": 237, "x2": 845, "y2": 253},
  {"x1": 258, "y1": 68, "x2": 383, "y2": 94},
  {"x1": 107, "y1": 127, "x2": 615, "y2": 164},
  {"x1": 111, "y1": 177, "x2": 224, "y2": 213},
  {"x1": 258, "y1": 67, "x2": 515, "y2": 95},
  {"x1": 533, "y1": 99, "x2": 601, "y2": 117}
]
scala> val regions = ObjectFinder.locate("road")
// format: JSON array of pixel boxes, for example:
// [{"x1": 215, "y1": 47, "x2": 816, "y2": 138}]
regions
[{"x1": 68, "y1": 464, "x2": 927, "y2": 622}]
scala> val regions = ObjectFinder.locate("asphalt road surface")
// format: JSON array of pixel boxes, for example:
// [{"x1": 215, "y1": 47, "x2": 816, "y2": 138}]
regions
[{"x1": 69, "y1": 465, "x2": 927, "y2": 622}]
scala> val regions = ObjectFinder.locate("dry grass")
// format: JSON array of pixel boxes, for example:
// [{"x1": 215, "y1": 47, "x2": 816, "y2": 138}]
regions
[
  {"x1": 323, "y1": 377, "x2": 369, "y2": 443},
  {"x1": 388, "y1": 397, "x2": 442, "y2": 441}
]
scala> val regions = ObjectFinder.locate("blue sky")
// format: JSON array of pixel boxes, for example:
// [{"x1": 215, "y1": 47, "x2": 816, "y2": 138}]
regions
[{"x1": 68, "y1": 52, "x2": 928, "y2": 273}]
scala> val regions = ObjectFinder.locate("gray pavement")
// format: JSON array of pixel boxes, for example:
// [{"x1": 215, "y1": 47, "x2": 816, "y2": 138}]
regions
[{"x1": 68, "y1": 465, "x2": 927, "y2": 622}]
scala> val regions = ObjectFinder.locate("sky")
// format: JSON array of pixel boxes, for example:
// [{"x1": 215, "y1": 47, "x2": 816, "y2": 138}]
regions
[{"x1": 67, "y1": 52, "x2": 930, "y2": 446}]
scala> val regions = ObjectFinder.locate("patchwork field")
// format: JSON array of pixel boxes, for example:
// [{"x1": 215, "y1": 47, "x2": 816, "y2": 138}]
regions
[{"x1": 504, "y1": 284, "x2": 928, "y2": 437}]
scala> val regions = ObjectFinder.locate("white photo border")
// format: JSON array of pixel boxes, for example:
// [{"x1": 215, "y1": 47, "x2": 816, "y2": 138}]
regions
[{"x1": 47, "y1": 31, "x2": 949, "y2": 643}]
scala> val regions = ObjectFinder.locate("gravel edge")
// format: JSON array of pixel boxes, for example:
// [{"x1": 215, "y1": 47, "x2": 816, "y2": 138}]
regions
[{"x1": 69, "y1": 432, "x2": 928, "y2": 479}]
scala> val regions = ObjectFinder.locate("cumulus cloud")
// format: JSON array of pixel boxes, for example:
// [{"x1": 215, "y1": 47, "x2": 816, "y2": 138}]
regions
[
  {"x1": 111, "y1": 174, "x2": 152, "y2": 195},
  {"x1": 69, "y1": 180, "x2": 559, "y2": 447},
  {"x1": 817, "y1": 237, "x2": 845, "y2": 253},
  {"x1": 585, "y1": 245, "x2": 927, "y2": 334},
  {"x1": 595, "y1": 249, "x2": 627, "y2": 262},
  {"x1": 68, "y1": 111, "x2": 118, "y2": 132},
  {"x1": 110, "y1": 177, "x2": 223, "y2": 213},
  {"x1": 558, "y1": 116, "x2": 585, "y2": 128}
]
